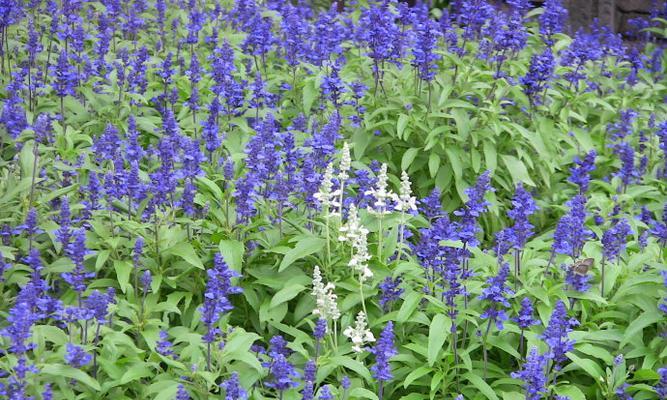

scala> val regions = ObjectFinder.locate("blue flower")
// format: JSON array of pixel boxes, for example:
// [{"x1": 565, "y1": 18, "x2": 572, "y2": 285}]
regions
[
  {"x1": 513, "y1": 298, "x2": 539, "y2": 330},
  {"x1": 318, "y1": 385, "x2": 334, "y2": 400},
  {"x1": 221, "y1": 372, "x2": 247, "y2": 400},
  {"x1": 568, "y1": 150, "x2": 597, "y2": 194},
  {"x1": 655, "y1": 368, "x2": 667, "y2": 399},
  {"x1": 266, "y1": 353, "x2": 300, "y2": 392},
  {"x1": 176, "y1": 384, "x2": 190, "y2": 400},
  {"x1": 200, "y1": 253, "x2": 242, "y2": 344},
  {"x1": 85, "y1": 288, "x2": 115, "y2": 323},
  {"x1": 62, "y1": 229, "x2": 95, "y2": 295},
  {"x1": 511, "y1": 347, "x2": 548, "y2": 400},
  {"x1": 539, "y1": 0, "x2": 567, "y2": 44},
  {"x1": 156, "y1": 330, "x2": 177, "y2": 359},
  {"x1": 52, "y1": 50, "x2": 78, "y2": 98},
  {"x1": 552, "y1": 195, "x2": 593, "y2": 259},
  {"x1": 379, "y1": 276, "x2": 404, "y2": 312},
  {"x1": 506, "y1": 184, "x2": 538, "y2": 250},
  {"x1": 541, "y1": 301, "x2": 578, "y2": 369},
  {"x1": 454, "y1": 171, "x2": 493, "y2": 247},
  {"x1": 564, "y1": 264, "x2": 591, "y2": 293},
  {"x1": 615, "y1": 383, "x2": 634, "y2": 400},
  {"x1": 479, "y1": 263, "x2": 514, "y2": 330},
  {"x1": 614, "y1": 142, "x2": 637, "y2": 190},
  {"x1": 65, "y1": 343, "x2": 92, "y2": 368},
  {"x1": 370, "y1": 321, "x2": 397, "y2": 382},
  {"x1": 602, "y1": 218, "x2": 632, "y2": 262},
  {"x1": 411, "y1": 14, "x2": 441, "y2": 82},
  {"x1": 314, "y1": 318, "x2": 327, "y2": 341}
]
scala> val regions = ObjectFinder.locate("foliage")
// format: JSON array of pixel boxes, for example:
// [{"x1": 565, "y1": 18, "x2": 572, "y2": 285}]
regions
[{"x1": 0, "y1": 0, "x2": 666, "y2": 399}]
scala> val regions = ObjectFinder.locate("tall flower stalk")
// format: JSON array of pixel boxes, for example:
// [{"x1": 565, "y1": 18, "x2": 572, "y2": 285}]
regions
[{"x1": 366, "y1": 163, "x2": 393, "y2": 262}]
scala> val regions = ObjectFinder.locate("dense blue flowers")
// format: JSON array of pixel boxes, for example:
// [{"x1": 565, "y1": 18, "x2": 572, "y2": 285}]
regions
[
  {"x1": 479, "y1": 263, "x2": 513, "y2": 330},
  {"x1": 564, "y1": 263, "x2": 591, "y2": 292},
  {"x1": 0, "y1": 0, "x2": 664, "y2": 397},
  {"x1": 601, "y1": 218, "x2": 632, "y2": 262},
  {"x1": 85, "y1": 288, "x2": 115, "y2": 323},
  {"x1": 506, "y1": 184, "x2": 538, "y2": 250},
  {"x1": 511, "y1": 347, "x2": 548, "y2": 400},
  {"x1": 156, "y1": 330, "x2": 177, "y2": 359},
  {"x1": 454, "y1": 171, "x2": 493, "y2": 247},
  {"x1": 265, "y1": 353, "x2": 300, "y2": 392},
  {"x1": 176, "y1": 384, "x2": 190, "y2": 400},
  {"x1": 614, "y1": 142, "x2": 637, "y2": 190},
  {"x1": 539, "y1": 0, "x2": 567, "y2": 44},
  {"x1": 378, "y1": 276, "x2": 404, "y2": 311},
  {"x1": 62, "y1": 229, "x2": 94, "y2": 295},
  {"x1": 568, "y1": 150, "x2": 597, "y2": 193},
  {"x1": 65, "y1": 343, "x2": 92, "y2": 368},
  {"x1": 521, "y1": 48, "x2": 554, "y2": 105},
  {"x1": 221, "y1": 372, "x2": 247, "y2": 400},
  {"x1": 370, "y1": 321, "x2": 397, "y2": 382},
  {"x1": 411, "y1": 14, "x2": 441, "y2": 82},
  {"x1": 541, "y1": 301, "x2": 578, "y2": 369},
  {"x1": 552, "y1": 195, "x2": 593, "y2": 259},
  {"x1": 52, "y1": 50, "x2": 78, "y2": 98},
  {"x1": 655, "y1": 368, "x2": 667, "y2": 399},
  {"x1": 200, "y1": 253, "x2": 242, "y2": 344},
  {"x1": 314, "y1": 318, "x2": 327, "y2": 341},
  {"x1": 513, "y1": 298, "x2": 539, "y2": 330}
]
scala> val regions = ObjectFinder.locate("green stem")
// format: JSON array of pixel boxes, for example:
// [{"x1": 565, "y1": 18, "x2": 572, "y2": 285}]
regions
[
  {"x1": 359, "y1": 273, "x2": 367, "y2": 317},
  {"x1": 482, "y1": 318, "x2": 493, "y2": 380},
  {"x1": 377, "y1": 216, "x2": 383, "y2": 262}
]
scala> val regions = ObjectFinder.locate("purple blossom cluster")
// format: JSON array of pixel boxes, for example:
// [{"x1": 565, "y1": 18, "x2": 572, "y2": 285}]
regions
[{"x1": 0, "y1": 0, "x2": 664, "y2": 399}]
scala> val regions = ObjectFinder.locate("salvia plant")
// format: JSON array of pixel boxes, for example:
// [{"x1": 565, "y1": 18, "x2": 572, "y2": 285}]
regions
[{"x1": 0, "y1": 0, "x2": 666, "y2": 399}]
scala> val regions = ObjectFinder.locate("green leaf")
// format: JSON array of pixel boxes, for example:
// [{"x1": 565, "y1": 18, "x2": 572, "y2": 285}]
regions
[
  {"x1": 153, "y1": 382, "x2": 180, "y2": 400},
  {"x1": 428, "y1": 153, "x2": 440, "y2": 178},
  {"x1": 41, "y1": 364, "x2": 101, "y2": 391},
  {"x1": 567, "y1": 353, "x2": 604, "y2": 380},
  {"x1": 501, "y1": 392, "x2": 524, "y2": 400},
  {"x1": 166, "y1": 242, "x2": 204, "y2": 270},
  {"x1": 196, "y1": 176, "x2": 223, "y2": 200},
  {"x1": 401, "y1": 147, "x2": 420, "y2": 171},
  {"x1": 397, "y1": 291, "x2": 421, "y2": 323},
  {"x1": 270, "y1": 283, "x2": 306, "y2": 308},
  {"x1": 397, "y1": 114, "x2": 409, "y2": 139},
  {"x1": 445, "y1": 148, "x2": 463, "y2": 182},
  {"x1": 278, "y1": 237, "x2": 325, "y2": 272},
  {"x1": 427, "y1": 314, "x2": 451, "y2": 367},
  {"x1": 219, "y1": 239, "x2": 244, "y2": 272},
  {"x1": 404, "y1": 366, "x2": 432, "y2": 388},
  {"x1": 350, "y1": 388, "x2": 379, "y2": 400},
  {"x1": 303, "y1": 77, "x2": 318, "y2": 114},
  {"x1": 328, "y1": 356, "x2": 372, "y2": 382},
  {"x1": 555, "y1": 385, "x2": 586, "y2": 400},
  {"x1": 113, "y1": 260, "x2": 133, "y2": 294},
  {"x1": 483, "y1": 141, "x2": 497, "y2": 172},
  {"x1": 463, "y1": 372, "x2": 499, "y2": 400},
  {"x1": 119, "y1": 364, "x2": 153, "y2": 384},
  {"x1": 620, "y1": 309, "x2": 663, "y2": 347},
  {"x1": 501, "y1": 155, "x2": 535, "y2": 186},
  {"x1": 576, "y1": 344, "x2": 614, "y2": 365}
]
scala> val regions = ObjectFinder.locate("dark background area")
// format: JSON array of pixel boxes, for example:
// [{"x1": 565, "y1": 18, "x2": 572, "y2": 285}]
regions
[{"x1": 331, "y1": 0, "x2": 666, "y2": 35}]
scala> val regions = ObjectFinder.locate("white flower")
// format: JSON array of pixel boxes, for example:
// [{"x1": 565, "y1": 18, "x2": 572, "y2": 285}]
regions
[
  {"x1": 339, "y1": 205, "x2": 373, "y2": 281},
  {"x1": 348, "y1": 231, "x2": 373, "y2": 282},
  {"x1": 311, "y1": 265, "x2": 341, "y2": 321},
  {"x1": 365, "y1": 163, "x2": 394, "y2": 215},
  {"x1": 338, "y1": 204, "x2": 368, "y2": 243},
  {"x1": 339, "y1": 142, "x2": 352, "y2": 183},
  {"x1": 314, "y1": 162, "x2": 340, "y2": 214},
  {"x1": 392, "y1": 171, "x2": 417, "y2": 212},
  {"x1": 343, "y1": 311, "x2": 375, "y2": 352}
]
